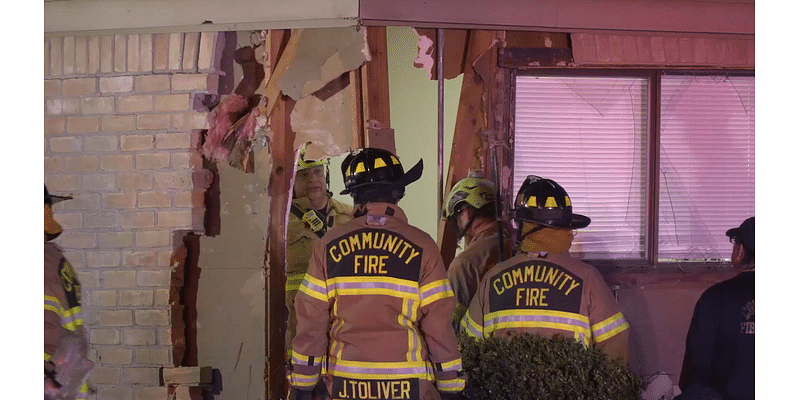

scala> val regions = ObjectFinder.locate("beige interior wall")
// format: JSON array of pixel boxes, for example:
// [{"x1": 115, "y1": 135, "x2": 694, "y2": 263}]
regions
[
  {"x1": 196, "y1": 158, "x2": 269, "y2": 400},
  {"x1": 387, "y1": 26, "x2": 463, "y2": 237}
]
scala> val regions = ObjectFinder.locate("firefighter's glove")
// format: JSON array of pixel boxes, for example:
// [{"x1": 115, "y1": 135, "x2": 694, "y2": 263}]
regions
[
  {"x1": 44, "y1": 361, "x2": 61, "y2": 400},
  {"x1": 52, "y1": 333, "x2": 94, "y2": 400},
  {"x1": 439, "y1": 392, "x2": 463, "y2": 400},
  {"x1": 293, "y1": 389, "x2": 314, "y2": 400}
]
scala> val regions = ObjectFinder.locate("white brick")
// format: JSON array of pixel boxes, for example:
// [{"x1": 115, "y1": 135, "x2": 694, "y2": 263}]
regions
[
  {"x1": 182, "y1": 32, "x2": 199, "y2": 71},
  {"x1": 82, "y1": 174, "x2": 116, "y2": 191},
  {"x1": 120, "y1": 290, "x2": 154, "y2": 306},
  {"x1": 98, "y1": 310, "x2": 133, "y2": 327},
  {"x1": 100, "y1": 76, "x2": 133, "y2": 93},
  {"x1": 81, "y1": 97, "x2": 115, "y2": 114},
  {"x1": 75, "y1": 36, "x2": 88, "y2": 74},
  {"x1": 115, "y1": 34, "x2": 127, "y2": 72},
  {"x1": 50, "y1": 37, "x2": 63, "y2": 76},
  {"x1": 198, "y1": 32, "x2": 216, "y2": 71},
  {"x1": 50, "y1": 136, "x2": 82, "y2": 153},
  {"x1": 90, "y1": 328, "x2": 121, "y2": 345},
  {"x1": 168, "y1": 33, "x2": 183, "y2": 70},
  {"x1": 100, "y1": 35, "x2": 114, "y2": 73},
  {"x1": 162, "y1": 366, "x2": 213, "y2": 385},
  {"x1": 124, "y1": 329, "x2": 156, "y2": 346},
  {"x1": 127, "y1": 34, "x2": 140, "y2": 72},
  {"x1": 140, "y1": 34, "x2": 154, "y2": 72},
  {"x1": 87, "y1": 251, "x2": 121, "y2": 268},
  {"x1": 84, "y1": 135, "x2": 118, "y2": 152},
  {"x1": 88, "y1": 36, "x2": 100, "y2": 74},
  {"x1": 135, "y1": 309, "x2": 170, "y2": 326},
  {"x1": 63, "y1": 36, "x2": 75, "y2": 75},
  {"x1": 46, "y1": 98, "x2": 80, "y2": 115}
]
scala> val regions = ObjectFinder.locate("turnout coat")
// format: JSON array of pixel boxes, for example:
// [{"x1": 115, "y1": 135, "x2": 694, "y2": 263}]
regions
[
  {"x1": 461, "y1": 250, "x2": 630, "y2": 363},
  {"x1": 290, "y1": 202, "x2": 465, "y2": 400},
  {"x1": 45, "y1": 241, "x2": 90, "y2": 399}
]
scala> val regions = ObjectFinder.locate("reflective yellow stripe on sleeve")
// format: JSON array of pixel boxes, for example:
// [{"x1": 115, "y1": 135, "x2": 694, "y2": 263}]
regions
[
  {"x1": 591, "y1": 312, "x2": 630, "y2": 343},
  {"x1": 286, "y1": 272, "x2": 307, "y2": 293},
  {"x1": 461, "y1": 309, "x2": 484, "y2": 339},
  {"x1": 437, "y1": 377, "x2": 466, "y2": 392},
  {"x1": 44, "y1": 295, "x2": 61, "y2": 314},
  {"x1": 419, "y1": 279, "x2": 454, "y2": 308},
  {"x1": 297, "y1": 274, "x2": 328, "y2": 302}
]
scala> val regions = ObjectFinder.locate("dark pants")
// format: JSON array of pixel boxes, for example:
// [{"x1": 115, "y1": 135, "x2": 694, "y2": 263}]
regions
[{"x1": 674, "y1": 384, "x2": 724, "y2": 400}]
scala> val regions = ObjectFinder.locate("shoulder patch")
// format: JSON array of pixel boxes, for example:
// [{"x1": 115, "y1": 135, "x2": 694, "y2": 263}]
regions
[{"x1": 58, "y1": 259, "x2": 81, "y2": 309}]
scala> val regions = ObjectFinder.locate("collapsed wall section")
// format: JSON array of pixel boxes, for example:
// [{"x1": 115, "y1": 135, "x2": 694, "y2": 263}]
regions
[{"x1": 44, "y1": 32, "x2": 222, "y2": 400}]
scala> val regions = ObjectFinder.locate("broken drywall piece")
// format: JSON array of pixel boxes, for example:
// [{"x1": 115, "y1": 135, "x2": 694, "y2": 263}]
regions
[
  {"x1": 413, "y1": 28, "x2": 469, "y2": 80},
  {"x1": 277, "y1": 26, "x2": 370, "y2": 101},
  {"x1": 290, "y1": 85, "x2": 354, "y2": 160},
  {"x1": 472, "y1": 38, "x2": 504, "y2": 87},
  {"x1": 414, "y1": 30, "x2": 435, "y2": 79}
]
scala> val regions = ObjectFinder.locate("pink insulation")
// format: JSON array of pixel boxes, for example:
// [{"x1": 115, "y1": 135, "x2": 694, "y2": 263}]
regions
[{"x1": 202, "y1": 94, "x2": 250, "y2": 162}]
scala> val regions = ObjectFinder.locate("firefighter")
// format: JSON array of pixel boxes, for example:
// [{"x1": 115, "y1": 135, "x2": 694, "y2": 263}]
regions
[
  {"x1": 443, "y1": 172, "x2": 511, "y2": 329},
  {"x1": 45, "y1": 186, "x2": 93, "y2": 400},
  {"x1": 461, "y1": 175, "x2": 630, "y2": 363},
  {"x1": 676, "y1": 217, "x2": 755, "y2": 400},
  {"x1": 290, "y1": 148, "x2": 465, "y2": 400},
  {"x1": 286, "y1": 143, "x2": 353, "y2": 361}
]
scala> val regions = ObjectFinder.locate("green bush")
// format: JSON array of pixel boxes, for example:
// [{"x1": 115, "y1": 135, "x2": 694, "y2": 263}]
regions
[{"x1": 457, "y1": 332, "x2": 646, "y2": 400}]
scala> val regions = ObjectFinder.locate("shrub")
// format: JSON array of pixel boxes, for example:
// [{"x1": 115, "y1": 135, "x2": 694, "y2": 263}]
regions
[{"x1": 457, "y1": 332, "x2": 646, "y2": 400}]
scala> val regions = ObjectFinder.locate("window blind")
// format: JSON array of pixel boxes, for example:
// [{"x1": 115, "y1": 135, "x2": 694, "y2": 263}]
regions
[
  {"x1": 658, "y1": 75, "x2": 755, "y2": 261},
  {"x1": 514, "y1": 76, "x2": 648, "y2": 259}
]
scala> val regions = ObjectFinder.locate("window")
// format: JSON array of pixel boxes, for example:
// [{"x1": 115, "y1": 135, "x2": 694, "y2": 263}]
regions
[{"x1": 513, "y1": 73, "x2": 755, "y2": 265}]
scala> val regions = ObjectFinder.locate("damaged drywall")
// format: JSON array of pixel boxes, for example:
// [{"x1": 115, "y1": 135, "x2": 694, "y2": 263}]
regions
[
  {"x1": 202, "y1": 31, "x2": 269, "y2": 171},
  {"x1": 258, "y1": 27, "x2": 371, "y2": 162},
  {"x1": 276, "y1": 26, "x2": 370, "y2": 100},
  {"x1": 413, "y1": 28, "x2": 469, "y2": 80},
  {"x1": 196, "y1": 144, "x2": 271, "y2": 400},
  {"x1": 290, "y1": 78, "x2": 356, "y2": 159},
  {"x1": 278, "y1": 27, "x2": 371, "y2": 160}
]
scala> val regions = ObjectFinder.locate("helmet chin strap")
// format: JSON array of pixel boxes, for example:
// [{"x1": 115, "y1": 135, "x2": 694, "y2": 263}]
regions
[
  {"x1": 325, "y1": 165, "x2": 333, "y2": 198},
  {"x1": 513, "y1": 223, "x2": 546, "y2": 253}
]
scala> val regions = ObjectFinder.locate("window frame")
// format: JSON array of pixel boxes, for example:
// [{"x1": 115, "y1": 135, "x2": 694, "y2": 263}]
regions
[{"x1": 509, "y1": 68, "x2": 755, "y2": 269}]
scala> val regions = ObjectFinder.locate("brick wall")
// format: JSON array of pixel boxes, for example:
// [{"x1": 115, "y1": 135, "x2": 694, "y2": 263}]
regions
[{"x1": 45, "y1": 32, "x2": 221, "y2": 400}]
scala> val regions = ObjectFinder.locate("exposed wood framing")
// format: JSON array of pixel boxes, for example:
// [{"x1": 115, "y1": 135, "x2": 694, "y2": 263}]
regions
[
  {"x1": 474, "y1": 33, "x2": 513, "y2": 208},
  {"x1": 498, "y1": 48, "x2": 574, "y2": 68},
  {"x1": 437, "y1": 30, "x2": 502, "y2": 267},
  {"x1": 351, "y1": 68, "x2": 366, "y2": 149},
  {"x1": 265, "y1": 29, "x2": 295, "y2": 400},
  {"x1": 363, "y1": 26, "x2": 392, "y2": 128}
]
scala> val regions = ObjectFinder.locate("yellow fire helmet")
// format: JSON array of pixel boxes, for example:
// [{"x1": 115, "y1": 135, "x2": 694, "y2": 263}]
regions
[
  {"x1": 444, "y1": 172, "x2": 496, "y2": 218},
  {"x1": 296, "y1": 142, "x2": 329, "y2": 172}
]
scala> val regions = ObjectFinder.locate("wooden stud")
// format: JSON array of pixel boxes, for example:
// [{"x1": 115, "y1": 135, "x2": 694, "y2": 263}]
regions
[{"x1": 265, "y1": 29, "x2": 294, "y2": 400}]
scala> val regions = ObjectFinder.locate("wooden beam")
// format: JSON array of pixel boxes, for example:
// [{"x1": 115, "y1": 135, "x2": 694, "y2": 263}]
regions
[
  {"x1": 474, "y1": 34, "x2": 514, "y2": 229},
  {"x1": 498, "y1": 47, "x2": 574, "y2": 68},
  {"x1": 363, "y1": 26, "x2": 392, "y2": 128},
  {"x1": 359, "y1": 0, "x2": 754, "y2": 37},
  {"x1": 437, "y1": 30, "x2": 497, "y2": 267},
  {"x1": 265, "y1": 29, "x2": 295, "y2": 400}
]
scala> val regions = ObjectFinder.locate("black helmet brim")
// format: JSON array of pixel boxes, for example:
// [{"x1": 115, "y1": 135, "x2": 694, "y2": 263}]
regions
[
  {"x1": 516, "y1": 212, "x2": 591, "y2": 230},
  {"x1": 340, "y1": 158, "x2": 423, "y2": 195},
  {"x1": 45, "y1": 185, "x2": 73, "y2": 205}
]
